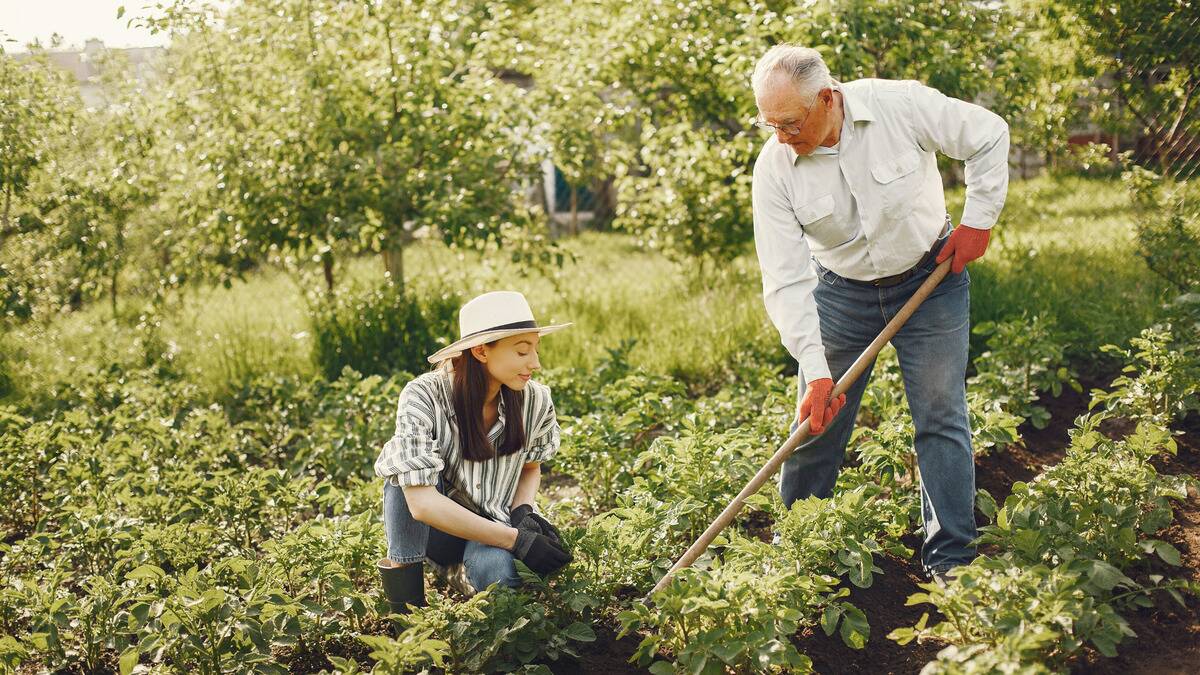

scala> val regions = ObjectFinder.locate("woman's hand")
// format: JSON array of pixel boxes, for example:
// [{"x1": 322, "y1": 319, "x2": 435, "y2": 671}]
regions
[
  {"x1": 509, "y1": 504, "x2": 562, "y2": 544},
  {"x1": 509, "y1": 528, "x2": 572, "y2": 576}
]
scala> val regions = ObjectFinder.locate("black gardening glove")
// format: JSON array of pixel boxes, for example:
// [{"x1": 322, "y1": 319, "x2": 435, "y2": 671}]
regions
[
  {"x1": 510, "y1": 528, "x2": 572, "y2": 577},
  {"x1": 510, "y1": 504, "x2": 563, "y2": 545}
]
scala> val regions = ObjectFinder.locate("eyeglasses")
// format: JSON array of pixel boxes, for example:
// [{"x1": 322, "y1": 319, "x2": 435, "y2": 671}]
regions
[{"x1": 754, "y1": 94, "x2": 819, "y2": 136}]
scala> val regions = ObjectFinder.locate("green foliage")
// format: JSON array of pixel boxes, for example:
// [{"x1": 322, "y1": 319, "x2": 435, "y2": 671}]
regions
[
  {"x1": 969, "y1": 313, "x2": 1080, "y2": 430},
  {"x1": 890, "y1": 558, "x2": 1134, "y2": 671},
  {"x1": 1091, "y1": 324, "x2": 1200, "y2": 427},
  {"x1": 979, "y1": 417, "x2": 1188, "y2": 569},
  {"x1": 896, "y1": 410, "x2": 1197, "y2": 671},
  {"x1": 363, "y1": 583, "x2": 594, "y2": 674},
  {"x1": 775, "y1": 484, "x2": 914, "y2": 589},
  {"x1": 141, "y1": 0, "x2": 549, "y2": 291},
  {"x1": 969, "y1": 312, "x2": 1084, "y2": 427},
  {"x1": 555, "y1": 370, "x2": 692, "y2": 512},
  {"x1": 1123, "y1": 167, "x2": 1200, "y2": 291},
  {"x1": 1057, "y1": 0, "x2": 1200, "y2": 178},
  {"x1": 619, "y1": 537, "x2": 823, "y2": 675},
  {"x1": 308, "y1": 281, "x2": 458, "y2": 381}
]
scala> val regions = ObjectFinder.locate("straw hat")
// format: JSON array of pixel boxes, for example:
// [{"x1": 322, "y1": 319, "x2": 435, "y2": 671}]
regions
[{"x1": 427, "y1": 291, "x2": 571, "y2": 364}]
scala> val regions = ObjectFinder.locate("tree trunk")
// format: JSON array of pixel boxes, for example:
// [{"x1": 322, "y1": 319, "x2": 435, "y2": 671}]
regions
[
  {"x1": 321, "y1": 251, "x2": 335, "y2": 293},
  {"x1": 110, "y1": 266, "x2": 119, "y2": 319},
  {"x1": 569, "y1": 185, "x2": 579, "y2": 236},
  {"x1": 1, "y1": 184, "x2": 11, "y2": 251},
  {"x1": 382, "y1": 244, "x2": 404, "y2": 289}
]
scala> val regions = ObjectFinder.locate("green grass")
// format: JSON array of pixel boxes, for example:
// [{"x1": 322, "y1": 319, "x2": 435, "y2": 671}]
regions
[
  {"x1": 950, "y1": 174, "x2": 1176, "y2": 370},
  {"x1": 2, "y1": 174, "x2": 1180, "y2": 407}
]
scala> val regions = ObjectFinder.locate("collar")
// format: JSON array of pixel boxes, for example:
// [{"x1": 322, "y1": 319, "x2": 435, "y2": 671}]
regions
[{"x1": 790, "y1": 81, "x2": 875, "y2": 164}]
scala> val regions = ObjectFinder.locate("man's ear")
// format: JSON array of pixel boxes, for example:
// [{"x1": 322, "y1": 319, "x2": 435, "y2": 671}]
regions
[{"x1": 471, "y1": 344, "x2": 488, "y2": 363}]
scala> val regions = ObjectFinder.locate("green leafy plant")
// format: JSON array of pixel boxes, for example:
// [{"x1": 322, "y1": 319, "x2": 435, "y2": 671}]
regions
[
  {"x1": 1091, "y1": 323, "x2": 1200, "y2": 427},
  {"x1": 970, "y1": 314, "x2": 1081, "y2": 429}
]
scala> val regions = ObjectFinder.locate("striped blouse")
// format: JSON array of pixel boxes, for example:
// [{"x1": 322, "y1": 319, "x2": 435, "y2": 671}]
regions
[{"x1": 373, "y1": 365, "x2": 561, "y2": 525}]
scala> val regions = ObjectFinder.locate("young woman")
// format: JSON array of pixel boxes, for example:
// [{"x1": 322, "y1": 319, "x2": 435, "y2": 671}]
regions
[{"x1": 374, "y1": 291, "x2": 573, "y2": 617}]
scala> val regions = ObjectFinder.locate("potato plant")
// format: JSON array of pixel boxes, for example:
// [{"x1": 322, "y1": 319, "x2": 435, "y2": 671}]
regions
[{"x1": 894, "y1": 414, "x2": 1197, "y2": 671}]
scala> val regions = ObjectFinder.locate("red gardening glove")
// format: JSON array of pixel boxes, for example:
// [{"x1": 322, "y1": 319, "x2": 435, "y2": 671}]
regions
[
  {"x1": 935, "y1": 224, "x2": 991, "y2": 274},
  {"x1": 798, "y1": 377, "x2": 846, "y2": 435}
]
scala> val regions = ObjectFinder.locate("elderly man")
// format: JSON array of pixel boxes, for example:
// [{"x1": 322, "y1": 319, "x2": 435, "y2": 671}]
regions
[{"x1": 750, "y1": 44, "x2": 1009, "y2": 581}]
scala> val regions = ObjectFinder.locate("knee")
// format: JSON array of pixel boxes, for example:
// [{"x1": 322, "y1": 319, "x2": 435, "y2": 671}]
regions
[{"x1": 464, "y1": 546, "x2": 521, "y2": 591}]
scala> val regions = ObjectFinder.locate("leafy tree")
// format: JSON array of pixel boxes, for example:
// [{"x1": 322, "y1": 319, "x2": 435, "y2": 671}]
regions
[
  {"x1": 30, "y1": 50, "x2": 163, "y2": 317},
  {"x1": 1057, "y1": 0, "x2": 1200, "y2": 177},
  {"x1": 0, "y1": 47, "x2": 82, "y2": 320},
  {"x1": 142, "y1": 0, "x2": 546, "y2": 292}
]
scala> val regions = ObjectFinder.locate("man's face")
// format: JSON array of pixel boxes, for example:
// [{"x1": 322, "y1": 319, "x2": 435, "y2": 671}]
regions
[{"x1": 756, "y1": 78, "x2": 836, "y2": 156}]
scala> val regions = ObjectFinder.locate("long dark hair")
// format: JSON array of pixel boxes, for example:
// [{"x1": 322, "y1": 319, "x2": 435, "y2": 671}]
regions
[{"x1": 450, "y1": 345, "x2": 525, "y2": 461}]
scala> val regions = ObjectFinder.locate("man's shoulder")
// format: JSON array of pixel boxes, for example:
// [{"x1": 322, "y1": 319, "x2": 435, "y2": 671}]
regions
[
  {"x1": 755, "y1": 134, "x2": 789, "y2": 174},
  {"x1": 842, "y1": 78, "x2": 925, "y2": 107}
]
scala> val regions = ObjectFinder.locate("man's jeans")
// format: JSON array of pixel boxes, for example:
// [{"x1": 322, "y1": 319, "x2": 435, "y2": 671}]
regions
[
  {"x1": 383, "y1": 480, "x2": 522, "y2": 591},
  {"x1": 781, "y1": 228, "x2": 977, "y2": 574}
]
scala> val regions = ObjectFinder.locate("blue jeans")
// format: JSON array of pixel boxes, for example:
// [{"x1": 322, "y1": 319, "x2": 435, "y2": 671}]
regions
[
  {"x1": 781, "y1": 228, "x2": 977, "y2": 574},
  {"x1": 383, "y1": 480, "x2": 522, "y2": 592}
]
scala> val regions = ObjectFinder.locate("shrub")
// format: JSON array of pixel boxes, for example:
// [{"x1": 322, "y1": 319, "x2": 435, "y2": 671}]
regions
[{"x1": 308, "y1": 282, "x2": 459, "y2": 380}]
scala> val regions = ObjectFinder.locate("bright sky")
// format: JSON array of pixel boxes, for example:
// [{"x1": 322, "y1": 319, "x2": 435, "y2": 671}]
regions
[{"x1": 0, "y1": 1, "x2": 171, "y2": 51}]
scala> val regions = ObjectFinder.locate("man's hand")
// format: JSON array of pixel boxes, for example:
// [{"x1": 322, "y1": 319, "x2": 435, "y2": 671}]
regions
[
  {"x1": 798, "y1": 377, "x2": 846, "y2": 434},
  {"x1": 935, "y1": 224, "x2": 991, "y2": 274}
]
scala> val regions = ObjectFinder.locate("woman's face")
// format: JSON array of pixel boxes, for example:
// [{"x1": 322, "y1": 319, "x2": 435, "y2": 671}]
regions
[{"x1": 475, "y1": 332, "x2": 542, "y2": 391}]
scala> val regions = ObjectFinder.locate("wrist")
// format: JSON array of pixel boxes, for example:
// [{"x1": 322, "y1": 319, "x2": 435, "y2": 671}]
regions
[{"x1": 504, "y1": 527, "x2": 520, "y2": 551}]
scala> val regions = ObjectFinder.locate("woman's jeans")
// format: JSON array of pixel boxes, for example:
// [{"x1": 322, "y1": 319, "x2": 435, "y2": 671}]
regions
[
  {"x1": 383, "y1": 480, "x2": 522, "y2": 592},
  {"x1": 781, "y1": 231, "x2": 977, "y2": 574}
]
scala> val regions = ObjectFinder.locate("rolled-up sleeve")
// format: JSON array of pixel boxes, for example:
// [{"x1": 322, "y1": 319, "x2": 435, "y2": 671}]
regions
[
  {"x1": 373, "y1": 381, "x2": 445, "y2": 487},
  {"x1": 752, "y1": 148, "x2": 830, "y2": 382},
  {"x1": 906, "y1": 81, "x2": 1010, "y2": 230},
  {"x1": 523, "y1": 388, "x2": 561, "y2": 464}
]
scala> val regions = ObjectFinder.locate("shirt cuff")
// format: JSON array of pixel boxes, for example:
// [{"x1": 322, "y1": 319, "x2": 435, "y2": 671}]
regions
[
  {"x1": 960, "y1": 199, "x2": 1000, "y2": 230},
  {"x1": 797, "y1": 352, "x2": 831, "y2": 383}
]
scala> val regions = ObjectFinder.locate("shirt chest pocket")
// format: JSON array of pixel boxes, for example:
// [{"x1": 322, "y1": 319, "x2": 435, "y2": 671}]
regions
[
  {"x1": 795, "y1": 193, "x2": 836, "y2": 239},
  {"x1": 870, "y1": 149, "x2": 921, "y2": 220}
]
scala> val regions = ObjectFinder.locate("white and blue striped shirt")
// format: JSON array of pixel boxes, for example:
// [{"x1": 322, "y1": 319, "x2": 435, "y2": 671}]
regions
[{"x1": 373, "y1": 365, "x2": 560, "y2": 525}]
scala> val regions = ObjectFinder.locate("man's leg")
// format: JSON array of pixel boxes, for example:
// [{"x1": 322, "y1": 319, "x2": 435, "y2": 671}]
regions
[
  {"x1": 779, "y1": 268, "x2": 884, "y2": 506},
  {"x1": 889, "y1": 265, "x2": 976, "y2": 574}
]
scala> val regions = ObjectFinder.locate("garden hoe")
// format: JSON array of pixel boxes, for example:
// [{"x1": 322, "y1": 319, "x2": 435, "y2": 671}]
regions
[{"x1": 647, "y1": 256, "x2": 955, "y2": 600}]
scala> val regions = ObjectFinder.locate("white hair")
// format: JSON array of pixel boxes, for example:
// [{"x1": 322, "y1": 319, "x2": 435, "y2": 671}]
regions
[{"x1": 751, "y1": 44, "x2": 833, "y2": 103}]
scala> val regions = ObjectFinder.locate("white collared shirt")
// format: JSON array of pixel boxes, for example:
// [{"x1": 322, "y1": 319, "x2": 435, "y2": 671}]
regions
[{"x1": 751, "y1": 78, "x2": 1010, "y2": 381}]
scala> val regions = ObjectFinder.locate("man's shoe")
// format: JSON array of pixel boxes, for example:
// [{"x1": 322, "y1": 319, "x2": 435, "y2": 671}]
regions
[{"x1": 928, "y1": 565, "x2": 959, "y2": 588}]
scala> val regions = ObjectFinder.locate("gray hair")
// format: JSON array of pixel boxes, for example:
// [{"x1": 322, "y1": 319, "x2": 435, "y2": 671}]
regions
[{"x1": 751, "y1": 44, "x2": 833, "y2": 103}]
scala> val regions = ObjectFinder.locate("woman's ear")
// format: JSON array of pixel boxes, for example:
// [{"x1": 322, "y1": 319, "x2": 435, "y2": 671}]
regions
[{"x1": 471, "y1": 344, "x2": 488, "y2": 363}]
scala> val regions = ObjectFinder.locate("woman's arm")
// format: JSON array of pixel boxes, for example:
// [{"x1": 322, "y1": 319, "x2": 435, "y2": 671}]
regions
[
  {"x1": 511, "y1": 462, "x2": 541, "y2": 509},
  {"x1": 403, "y1": 485, "x2": 518, "y2": 550}
]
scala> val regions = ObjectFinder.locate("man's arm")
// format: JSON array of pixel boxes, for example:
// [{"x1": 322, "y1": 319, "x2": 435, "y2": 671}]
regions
[
  {"x1": 906, "y1": 82, "x2": 1010, "y2": 230},
  {"x1": 752, "y1": 153, "x2": 830, "y2": 382}
]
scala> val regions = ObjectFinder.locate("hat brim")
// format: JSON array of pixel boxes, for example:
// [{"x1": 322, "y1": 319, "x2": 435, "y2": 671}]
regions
[{"x1": 426, "y1": 323, "x2": 572, "y2": 364}]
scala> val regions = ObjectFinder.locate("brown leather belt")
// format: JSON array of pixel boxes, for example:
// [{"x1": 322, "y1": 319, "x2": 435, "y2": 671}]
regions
[{"x1": 840, "y1": 221, "x2": 953, "y2": 288}]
